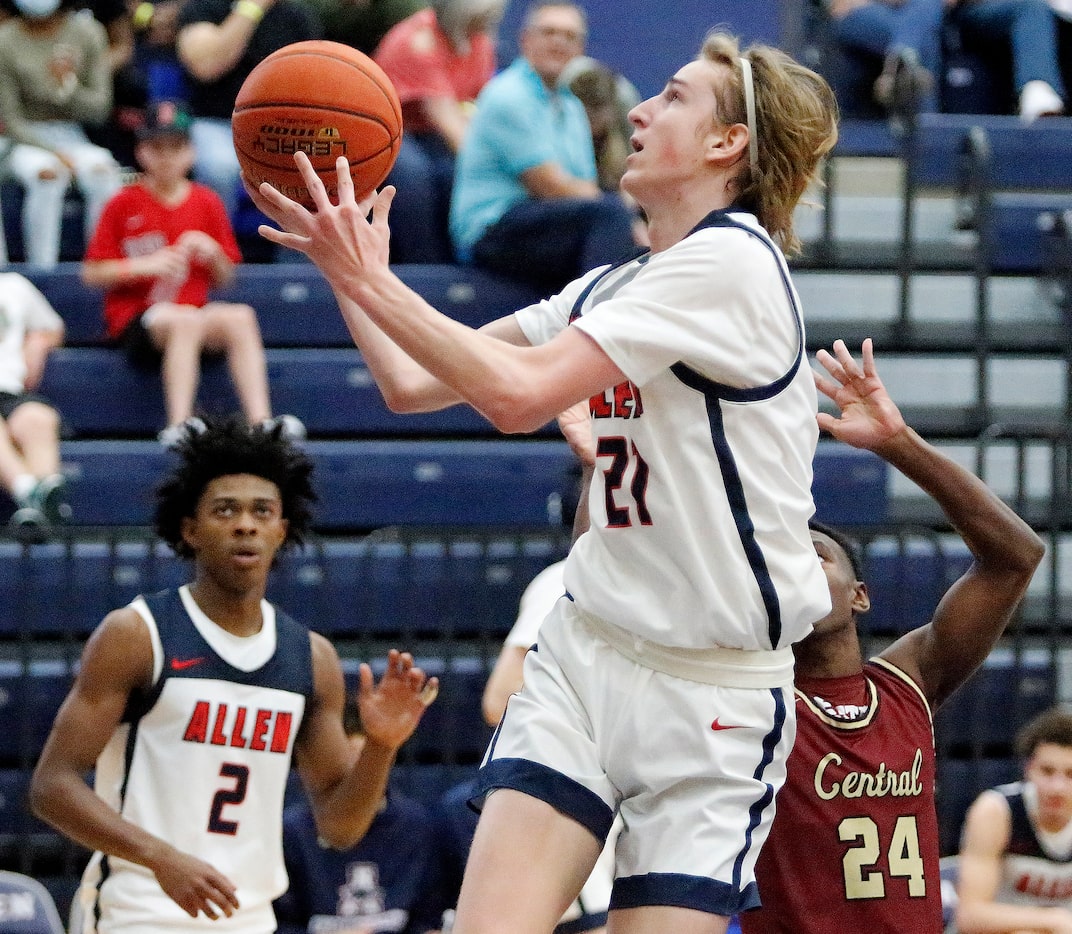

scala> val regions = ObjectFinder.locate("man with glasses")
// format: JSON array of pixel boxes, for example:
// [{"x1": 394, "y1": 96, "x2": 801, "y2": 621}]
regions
[{"x1": 448, "y1": 0, "x2": 638, "y2": 292}]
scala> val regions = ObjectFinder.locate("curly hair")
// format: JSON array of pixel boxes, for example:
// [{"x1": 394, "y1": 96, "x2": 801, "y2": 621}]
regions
[
  {"x1": 155, "y1": 416, "x2": 317, "y2": 559},
  {"x1": 699, "y1": 31, "x2": 839, "y2": 257},
  {"x1": 1015, "y1": 706, "x2": 1072, "y2": 760}
]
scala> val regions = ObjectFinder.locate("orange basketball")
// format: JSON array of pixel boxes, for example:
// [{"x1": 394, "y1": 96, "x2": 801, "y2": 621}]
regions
[{"x1": 232, "y1": 40, "x2": 402, "y2": 209}]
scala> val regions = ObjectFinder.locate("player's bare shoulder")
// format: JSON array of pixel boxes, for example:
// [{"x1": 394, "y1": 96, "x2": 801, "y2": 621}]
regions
[{"x1": 77, "y1": 604, "x2": 157, "y2": 694}]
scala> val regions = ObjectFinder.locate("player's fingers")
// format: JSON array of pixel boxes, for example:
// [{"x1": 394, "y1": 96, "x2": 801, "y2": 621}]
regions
[
  {"x1": 860, "y1": 337, "x2": 877, "y2": 377},
  {"x1": 254, "y1": 179, "x2": 309, "y2": 222},
  {"x1": 293, "y1": 151, "x2": 333, "y2": 212},
  {"x1": 814, "y1": 348, "x2": 842, "y2": 382},
  {"x1": 816, "y1": 411, "x2": 838, "y2": 433},
  {"x1": 256, "y1": 224, "x2": 312, "y2": 253},
  {"x1": 369, "y1": 185, "x2": 395, "y2": 227},
  {"x1": 406, "y1": 665, "x2": 426, "y2": 692},
  {"x1": 832, "y1": 339, "x2": 863, "y2": 380},
  {"x1": 812, "y1": 368, "x2": 839, "y2": 401},
  {"x1": 335, "y1": 155, "x2": 354, "y2": 203},
  {"x1": 419, "y1": 677, "x2": 439, "y2": 708},
  {"x1": 358, "y1": 661, "x2": 373, "y2": 697}
]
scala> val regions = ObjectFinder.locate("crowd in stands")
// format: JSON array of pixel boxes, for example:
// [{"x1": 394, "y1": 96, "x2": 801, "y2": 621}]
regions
[
  {"x1": 0, "y1": 0, "x2": 1070, "y2": 925},
  {"x1": 0, "y1": 0, "x2": 1066, "y2": 272},
  {"x1": 817, "y1": 0, "x2": 1072, "y2": 122}
]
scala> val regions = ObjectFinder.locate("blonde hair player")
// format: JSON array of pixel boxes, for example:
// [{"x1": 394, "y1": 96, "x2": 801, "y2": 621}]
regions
[{"x1": 248, "y1": 30, "x2": 838, "y2": 934}]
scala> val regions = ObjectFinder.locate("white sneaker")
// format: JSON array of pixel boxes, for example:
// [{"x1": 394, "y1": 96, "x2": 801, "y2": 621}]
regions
[
  {"x1": 158, "y1": 416, "x2": 208, "y2": 449},
  {"x1": 261, "y1": 415, "x2": 306, "y2": 441},
  {"x1": 1020, "y1": 81, "x2": 1064, "y2": 123}
]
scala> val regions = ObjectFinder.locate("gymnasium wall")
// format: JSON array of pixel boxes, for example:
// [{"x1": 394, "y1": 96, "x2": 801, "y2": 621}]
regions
[{"x1": 494, "y1": 0, "x2": 790, "y2": 100}]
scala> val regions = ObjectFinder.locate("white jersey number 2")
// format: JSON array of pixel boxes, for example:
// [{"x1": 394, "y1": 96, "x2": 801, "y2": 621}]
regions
[
  {"x1": 597, "y1": 437, "x2": 652, "y2": 528},
  {"x1": 208, "y1": 763, "x2": 249, "y2": 835}
]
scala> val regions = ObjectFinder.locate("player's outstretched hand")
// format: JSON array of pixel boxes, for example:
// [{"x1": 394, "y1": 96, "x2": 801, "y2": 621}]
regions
[
  {"x1": 245, "y1": 152, "x2": 394, "y2": 289},
  {"x1": 814, "y1": 338, "x2": 906, "y2": 452},
  {"x1": 357, "y1": 649, "x2": 438, "y2": 752},
  {"x1": 148, "y1": 843, "x2": 239, "y2": 920}
]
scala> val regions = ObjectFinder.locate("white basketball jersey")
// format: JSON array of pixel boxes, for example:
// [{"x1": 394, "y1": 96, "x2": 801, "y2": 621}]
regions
[
  {"x1": 75, "y1": 586, "x2": 314, "y2": 933},
  {"x1": 515, "y1": 209, "x2": 831, "y2": 651}
]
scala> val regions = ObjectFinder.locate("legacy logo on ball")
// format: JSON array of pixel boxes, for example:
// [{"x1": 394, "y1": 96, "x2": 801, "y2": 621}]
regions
[{"x1": 254, "y1": 124, "x2": 347, "y2": 159}]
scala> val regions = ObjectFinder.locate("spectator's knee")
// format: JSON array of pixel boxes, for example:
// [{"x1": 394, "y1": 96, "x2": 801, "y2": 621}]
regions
[
  {"x1": 214, "y1": 303, "x2": 261, "y2": 339},
  {"x1": 9, "y1": 401, "x2": 59, "y2": 438}
]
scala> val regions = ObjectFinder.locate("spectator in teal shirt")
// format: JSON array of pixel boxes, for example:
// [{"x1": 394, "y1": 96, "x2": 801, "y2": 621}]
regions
[{"x1": 448, "y1": 0, "x2": 637, "y2": 293}]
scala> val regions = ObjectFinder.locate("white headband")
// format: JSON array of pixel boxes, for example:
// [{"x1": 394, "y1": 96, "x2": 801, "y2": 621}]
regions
[{"x1": 739, "y1": 56, "x2": 758, "y2": 176}]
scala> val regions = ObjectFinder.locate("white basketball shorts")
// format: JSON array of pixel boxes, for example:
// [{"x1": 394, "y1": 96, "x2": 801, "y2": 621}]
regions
[{"x1": 474, "y1": 595, "x2": 797, "y2": 917}]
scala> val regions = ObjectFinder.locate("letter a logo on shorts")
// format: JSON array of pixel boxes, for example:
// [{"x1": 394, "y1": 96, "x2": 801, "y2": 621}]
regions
[{"x1": 710, "y1": 718, "x2": 744, "y2": 731}]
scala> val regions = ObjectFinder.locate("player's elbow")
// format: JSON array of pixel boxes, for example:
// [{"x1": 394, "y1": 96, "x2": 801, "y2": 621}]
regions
[
  {"x1": 378, "y1": 379, "x2": 439, "y2": 415},
  {"x1": 315, "y1": 817, "x2": 371, "y2": 852},
  {"x1": 27, "y1": 766, "x2": 59, "y2": 827},
  {"x1": 480, "y1": 394, "x2": 553, "y2": 435},
  {"x1": 486, "y1": 410, "x2": 548, "y2": 435}
]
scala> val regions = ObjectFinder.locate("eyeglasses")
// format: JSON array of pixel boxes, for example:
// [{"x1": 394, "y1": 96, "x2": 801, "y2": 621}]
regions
[{"x1": 530, "y1": 24, "x2": 585, "y2": 43}]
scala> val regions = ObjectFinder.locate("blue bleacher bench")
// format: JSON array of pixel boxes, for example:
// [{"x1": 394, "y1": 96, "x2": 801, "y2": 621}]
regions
[
  {"x1": 936, "y1": 756, "x2": 1021, "y2": 856},
  {"x1": 23, "y1": 262, "x2": 543, "y2": 349},
  {"x1": 861, "y1": 537, "x2": 973, "y2": 635},
  {"x1": 935, "y1": 647, "x2": 1055, "y2": 749},
  {"x1": 40, "y1": 439, "x2": 889, "y2": 529},
  {"x1": 0, "y1": 534, "x2": 566, "y2": 640},
  {"x1": 52, "y1": 439, "x2": 576, "y2": 529},
  {"x1": 39, "y1": 347, "x2": 521, "y2": 438}
]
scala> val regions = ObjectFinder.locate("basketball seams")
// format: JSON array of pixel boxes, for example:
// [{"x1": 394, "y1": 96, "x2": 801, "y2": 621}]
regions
[
  {"x1": 231, "y1": 39, "x2": 402, "y2": 207},
  {"x1": 236, "y1": 47, "x2": 401, "y2": 125}
]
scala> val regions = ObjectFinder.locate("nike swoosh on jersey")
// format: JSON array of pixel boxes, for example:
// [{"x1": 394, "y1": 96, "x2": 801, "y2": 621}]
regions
[
  {"x1": 170, "y1": 657, "x2": 206, "y2": 670},
  {"x1": 710, "y1": 718, "x2": 744, "y2": 731}
]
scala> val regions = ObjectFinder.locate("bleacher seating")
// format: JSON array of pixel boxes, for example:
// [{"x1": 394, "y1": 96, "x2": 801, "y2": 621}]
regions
[
  {"x1": 22, "y1": 262, "x2": 543, "y2": 348},
  {"x1": 0, "y1": 531, "x2": 568, "y2": 641},
  {"x1": 935, "y1": 757, "x2": 1020, "y2": 858},
  {"x1": 51, "y1": 439, "x2": 576, "y2": 530},
  {"x1": 4, "y1": 50, "x2": 1072, "y2": 901},
  {"x1": 860, "y1": 535, "x2": 973, "y2": 636},
  {"x1": 935, "y1": 647, "x2": 1056, "y2": 753},
  {"x1": 0, "y1": 438, "x2": 894, "y2": 531}
]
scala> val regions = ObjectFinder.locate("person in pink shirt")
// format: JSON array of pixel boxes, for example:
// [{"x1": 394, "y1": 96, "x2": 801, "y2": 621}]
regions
[{"x1": 373, "y1": 0, "x2": 504, "y2": 263}]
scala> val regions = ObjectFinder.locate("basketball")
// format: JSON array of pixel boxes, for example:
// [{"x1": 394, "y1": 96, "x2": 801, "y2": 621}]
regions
[{"x1": 232, "y1": 40, "x2": 402, "y2": 209}]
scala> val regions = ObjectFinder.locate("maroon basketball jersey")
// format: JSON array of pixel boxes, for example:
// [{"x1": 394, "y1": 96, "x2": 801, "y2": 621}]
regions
[{"x1": 741, "y1": 658, "x2": 943, "y2": 934}]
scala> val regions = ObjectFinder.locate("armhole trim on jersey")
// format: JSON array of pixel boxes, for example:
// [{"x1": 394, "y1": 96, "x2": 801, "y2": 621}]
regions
[
  {"x1": 128, "y1": 596, "x2": 164, "y2": 687},
  {"x1": 869, "y1": 656, "x2": 934, "y2": 724},
  {"x1": 669, "y1": 210, "x2": 804, "y2": 403},
  {"x1": 567, "y1": 249, "x2": 649, "y2": 323}
]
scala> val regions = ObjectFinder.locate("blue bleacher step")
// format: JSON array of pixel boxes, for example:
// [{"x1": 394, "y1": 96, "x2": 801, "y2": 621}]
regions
[
  {"x1": 0, "y1": 533, "x2": 566, "y2": 640},
  {"x1": 53, "y1": 439, "x2": 577, "y2": 529},
  {"x1": 42, "y1": 438, "x2": 888, "y2": 530},
  {"x1": 39, "y1": 347, "x2": 537, "y2": 438},
  {"x1": 22, "y1": 262, "x2": 543, "y2": 349}
]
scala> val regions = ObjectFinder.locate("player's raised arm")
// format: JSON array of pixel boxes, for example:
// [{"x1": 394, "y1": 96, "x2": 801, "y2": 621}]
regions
[
  {"x1": 293, "y1": 641, "x2": 437, "y2": 849},
  {"x1": 814, "y1": 339, "x2": 1045, "y2": 707},
  {"x1": 250, "y1": 155, "x2": 627, "y2": 433}
]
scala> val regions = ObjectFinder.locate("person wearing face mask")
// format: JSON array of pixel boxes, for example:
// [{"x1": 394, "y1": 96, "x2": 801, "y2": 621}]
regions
[{"x1": 0, "y1": 0, "x2": 122, "y2": 267}]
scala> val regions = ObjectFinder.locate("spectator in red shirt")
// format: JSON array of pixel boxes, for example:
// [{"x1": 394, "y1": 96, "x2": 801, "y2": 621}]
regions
[
  {"x1": 373, "y1": 0, "x2": 504, "y2": 263},
  {"x1": 81, "y1": 100, "x2": 303, "y2": 447}
]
